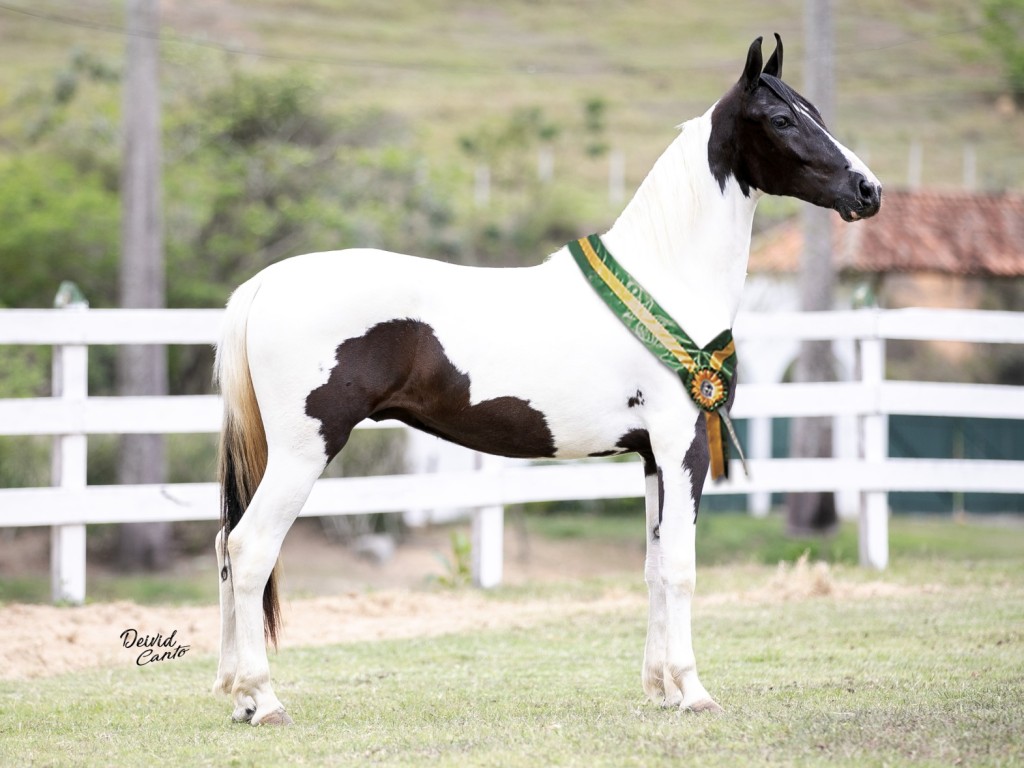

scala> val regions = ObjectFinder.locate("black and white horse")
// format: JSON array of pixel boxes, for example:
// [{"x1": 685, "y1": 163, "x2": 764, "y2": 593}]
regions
[{"x1": 213, "y1": 35, "x2": 881, "y2": 725}]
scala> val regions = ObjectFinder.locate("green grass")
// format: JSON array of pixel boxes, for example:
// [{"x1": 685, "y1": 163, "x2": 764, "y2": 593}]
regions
[
  {"x1": 0, "y1": 561, "x2": 218, "y2": 606},
  {"x1": 524, "y1": 510, "x2": 1024, "y2": 566},
  {"x1": 3, "y1": 560, "x2": 1023, "y2": 767}
]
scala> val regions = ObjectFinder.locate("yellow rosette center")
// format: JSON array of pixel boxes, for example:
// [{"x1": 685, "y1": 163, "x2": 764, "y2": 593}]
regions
[{"x1": 690, "y1": 368, "x2": 727, "y2": 411}]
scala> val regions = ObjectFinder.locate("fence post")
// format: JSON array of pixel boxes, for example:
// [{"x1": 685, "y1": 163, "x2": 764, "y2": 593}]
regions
[
  {"x1": 471, "y1": 452, "x2": 504, "y2": 588},
  {"x1": 50, "y1": 282, "x2": 89, "y2": 603},
  {"x1": 747, "y1": 415, "x2": 772, "y2": 517},
  {"x1": 858, "y1": 308, "x2": 889, "y2": 569}
]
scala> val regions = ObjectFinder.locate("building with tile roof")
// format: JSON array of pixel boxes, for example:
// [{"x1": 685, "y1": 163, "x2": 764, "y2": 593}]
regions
[
  {"x1": 736, "y1": 188, "x2": 1024, "y2": 516},
  {"x1": 747, "y1": 189, "x2": 1024, "y2": 310}
]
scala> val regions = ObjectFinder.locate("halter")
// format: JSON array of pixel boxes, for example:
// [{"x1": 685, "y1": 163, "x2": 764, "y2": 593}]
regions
[{"x1": 568, "y1": 235, "x2": 748, "y2": 480}]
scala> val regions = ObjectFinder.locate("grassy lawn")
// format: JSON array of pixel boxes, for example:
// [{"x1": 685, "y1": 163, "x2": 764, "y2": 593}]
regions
[
  {"x1": 525, "y1": 509, "x2": 1024, "y2": 566},
  {"x1": 2, "y1": 514, "x2": 1023, "y2": 767}
]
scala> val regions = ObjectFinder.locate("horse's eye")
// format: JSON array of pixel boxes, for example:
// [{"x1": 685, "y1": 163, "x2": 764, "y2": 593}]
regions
[{"x1": 771, "y1": 115, "x2": 792, "y2": 129}]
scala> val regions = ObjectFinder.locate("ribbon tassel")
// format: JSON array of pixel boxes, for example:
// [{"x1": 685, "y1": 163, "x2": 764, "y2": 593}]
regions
[{"x1": 705, "y1": 411, "x2": 727, "y2": 480}]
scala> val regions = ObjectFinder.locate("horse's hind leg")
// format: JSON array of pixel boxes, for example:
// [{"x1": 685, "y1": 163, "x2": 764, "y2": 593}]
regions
[
  {"x1": 227, "y1": 449, "x2": 326, "y2": 726},
  {"x1": 213, "y1": 527, "x2": 256, "y2": 721}
]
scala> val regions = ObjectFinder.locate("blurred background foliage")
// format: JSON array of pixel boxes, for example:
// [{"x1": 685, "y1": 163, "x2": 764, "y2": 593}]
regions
[{"x1": 0, "y1": 48, "x2": 603, "y2": 525}]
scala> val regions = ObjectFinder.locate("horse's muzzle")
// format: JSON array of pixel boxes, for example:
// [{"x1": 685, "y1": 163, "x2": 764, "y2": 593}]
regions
[{"x1": 837, "y1": 174, "x2": 882, "y2": 222}]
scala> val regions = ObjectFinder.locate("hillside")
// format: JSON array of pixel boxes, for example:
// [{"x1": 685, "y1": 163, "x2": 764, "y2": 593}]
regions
[{"x1": 1, "y1": 0, "x2": 1020, "y2": 208}]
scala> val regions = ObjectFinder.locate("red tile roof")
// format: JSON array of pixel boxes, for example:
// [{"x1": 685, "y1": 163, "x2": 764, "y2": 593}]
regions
[{"x1": 750, "y1": 189, "x2": 1024, "y2": 277}]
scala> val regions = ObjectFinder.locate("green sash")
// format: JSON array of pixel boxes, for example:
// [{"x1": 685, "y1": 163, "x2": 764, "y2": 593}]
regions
[{"x1": 568, "y1": 234, "x2": 746, "y2": 480}]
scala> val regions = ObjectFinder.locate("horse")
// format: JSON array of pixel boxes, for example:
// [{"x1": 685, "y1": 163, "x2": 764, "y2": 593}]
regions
[{"x1": 212, "y1": 34, "x2": 882, "y2": 726}]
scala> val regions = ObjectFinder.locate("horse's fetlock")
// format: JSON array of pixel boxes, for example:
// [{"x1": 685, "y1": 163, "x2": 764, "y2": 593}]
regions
[
  {"x1": 212, "y1": 674, "x2": 234, "y2": 695},
  {"x1": 232, "y1": 669, "x2": 269, "y2": 698},
  {"x1": 642, "y1": 663, "x2": 665, "y2": 693},
  {"x1": 666, "y1": 661, "x2": 695, "y2": 685}
]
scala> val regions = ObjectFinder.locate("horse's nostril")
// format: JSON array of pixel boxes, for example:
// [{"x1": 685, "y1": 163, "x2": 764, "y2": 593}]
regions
[{"x1": 858, "y1": 178, "x2": 878, "y2": 203}]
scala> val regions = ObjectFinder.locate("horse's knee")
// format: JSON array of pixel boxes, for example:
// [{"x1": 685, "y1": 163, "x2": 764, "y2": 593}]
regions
[
  {"x1": 662, "y1": 561, "x2": 697, "y2": 596},
  {"x1": 644, "y1": 553, "x2": 662, "y2": 586}
]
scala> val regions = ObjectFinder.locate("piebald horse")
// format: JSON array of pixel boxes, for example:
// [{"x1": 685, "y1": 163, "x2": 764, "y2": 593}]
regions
[{"x1": 213, "y1": 35, "x2": 881, "y2": 725}]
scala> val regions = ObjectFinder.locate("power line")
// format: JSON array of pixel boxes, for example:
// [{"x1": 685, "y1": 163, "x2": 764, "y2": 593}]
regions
[
  {"x1": 0, "y1": 1, "x2": 994, "y2": 78},
  {"x1": 0, "y1": 1, "x2": 619, "y2": 75},
  {"x1": 0, "y1": 2, "x2": 508, "y2": 73}
]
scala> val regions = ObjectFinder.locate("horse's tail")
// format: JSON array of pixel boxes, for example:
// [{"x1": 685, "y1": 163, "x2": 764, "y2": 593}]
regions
[{"x1": 214, "y1": 275, "x2": 281, "y2": 648}]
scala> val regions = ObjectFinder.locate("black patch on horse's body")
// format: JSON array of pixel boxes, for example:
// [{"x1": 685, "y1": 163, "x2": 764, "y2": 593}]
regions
[
  {"x1": 684, "y1": 369, "x2": 739, "y2": 521},
  {"x1": 628, "y1": 390, "x2": 644, "y2": 408},
  {"x1": 305, "y1": 319, "x2": 556, "y2": 461},
  {"x1": 683, "y1": 413, "x2": 710, "y2": 521},
  {"x1": 615, "y1": 428, "x2": 656, "y2": 477},
  {"x1": 589, "y1": 449, "x2": 624, "y2": 458},
  {"x1": 611, "y1": 428, "x2": 663, "y2": 538}
]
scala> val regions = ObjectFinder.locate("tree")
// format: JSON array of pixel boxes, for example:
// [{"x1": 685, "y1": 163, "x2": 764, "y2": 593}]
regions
[{"x1": 984, "y1": 0, "x2": 1024, "y2": 106}]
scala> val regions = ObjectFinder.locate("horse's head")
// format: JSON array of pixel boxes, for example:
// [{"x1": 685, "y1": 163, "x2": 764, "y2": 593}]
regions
[{"x1": 708, "y1": 34, "x2": 882, "y2": 222}]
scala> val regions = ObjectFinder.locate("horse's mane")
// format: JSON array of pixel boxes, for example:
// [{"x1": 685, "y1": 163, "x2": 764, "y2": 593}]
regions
[{"x1": 759, "y1": 74, "x2": 824, "y2": 124}]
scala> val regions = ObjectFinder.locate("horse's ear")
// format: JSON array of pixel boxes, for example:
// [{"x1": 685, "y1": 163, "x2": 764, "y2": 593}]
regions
[
  {"x1": 740, "y1": 36, "x2": 763, "y2": 93},
  {"x1": 763, "y1": 33, "x2": 783, "y2": 78}
]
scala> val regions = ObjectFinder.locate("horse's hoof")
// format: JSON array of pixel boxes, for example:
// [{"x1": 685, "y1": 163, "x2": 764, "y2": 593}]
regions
[
  {"x1": 253, "y1": 708, "x2": 293, "y2": 726},
  {"x1": 231, "y1": 705, "x2": 255, "y2": 723},
  {"x1": 684, "y1": 698, "x2": 725, "y2": 714}
]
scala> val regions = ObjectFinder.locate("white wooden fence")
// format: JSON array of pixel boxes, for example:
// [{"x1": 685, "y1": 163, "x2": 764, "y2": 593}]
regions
[{"x1": 1, "y1": 306, "x2": 1022, "y2": 603}]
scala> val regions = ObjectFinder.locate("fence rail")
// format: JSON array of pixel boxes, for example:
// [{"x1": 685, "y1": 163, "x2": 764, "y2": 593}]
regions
[{"x1": 1, "y1": 306, "x2": 1022, "y2": 603}]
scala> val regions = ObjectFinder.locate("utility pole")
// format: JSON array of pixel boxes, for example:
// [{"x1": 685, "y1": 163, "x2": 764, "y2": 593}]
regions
[
  {"x1": 788, "y1": 0, "x2": 838, "y2": 534},
  {"x1": 117, "y1": 0, "x2": 170, "y2": 569}
]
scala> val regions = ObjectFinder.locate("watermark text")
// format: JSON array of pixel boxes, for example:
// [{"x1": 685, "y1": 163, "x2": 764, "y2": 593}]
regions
[{"x1": 119, "y1": 628, "x2": 191, "y2": 666}]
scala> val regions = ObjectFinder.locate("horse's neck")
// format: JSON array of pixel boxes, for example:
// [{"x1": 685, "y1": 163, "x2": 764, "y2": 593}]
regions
[{"x1": 601, "y1": 109, "x2": 759, "y2": 346}]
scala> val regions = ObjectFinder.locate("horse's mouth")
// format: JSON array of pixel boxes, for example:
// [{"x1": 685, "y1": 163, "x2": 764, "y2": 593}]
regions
[{"x1": 836, "y1": 200, "x2": 881, "y2": 223}]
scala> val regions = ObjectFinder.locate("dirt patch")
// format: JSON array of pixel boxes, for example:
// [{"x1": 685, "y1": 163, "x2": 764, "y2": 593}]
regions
[
  {"x1": 757, "y1": 552, "x2": 931, "y2": 601},
  {"x1": 0, "y1": 526, "x2": 932, "y2": 682},
  {"x1": 0, "y1": 588, "x2": 645, "y2": 682},
  {"x1": 0, "y1": 520, "x2": 648, "y2": 681}
]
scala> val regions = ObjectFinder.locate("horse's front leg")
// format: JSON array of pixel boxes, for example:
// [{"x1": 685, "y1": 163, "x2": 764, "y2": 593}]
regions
[
  {"x1": 641, "y1": 466, "x2": 669, "y2": 703},
  {"x1": 651, "y1": 422, "x2": 723, "y2": 712}
]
